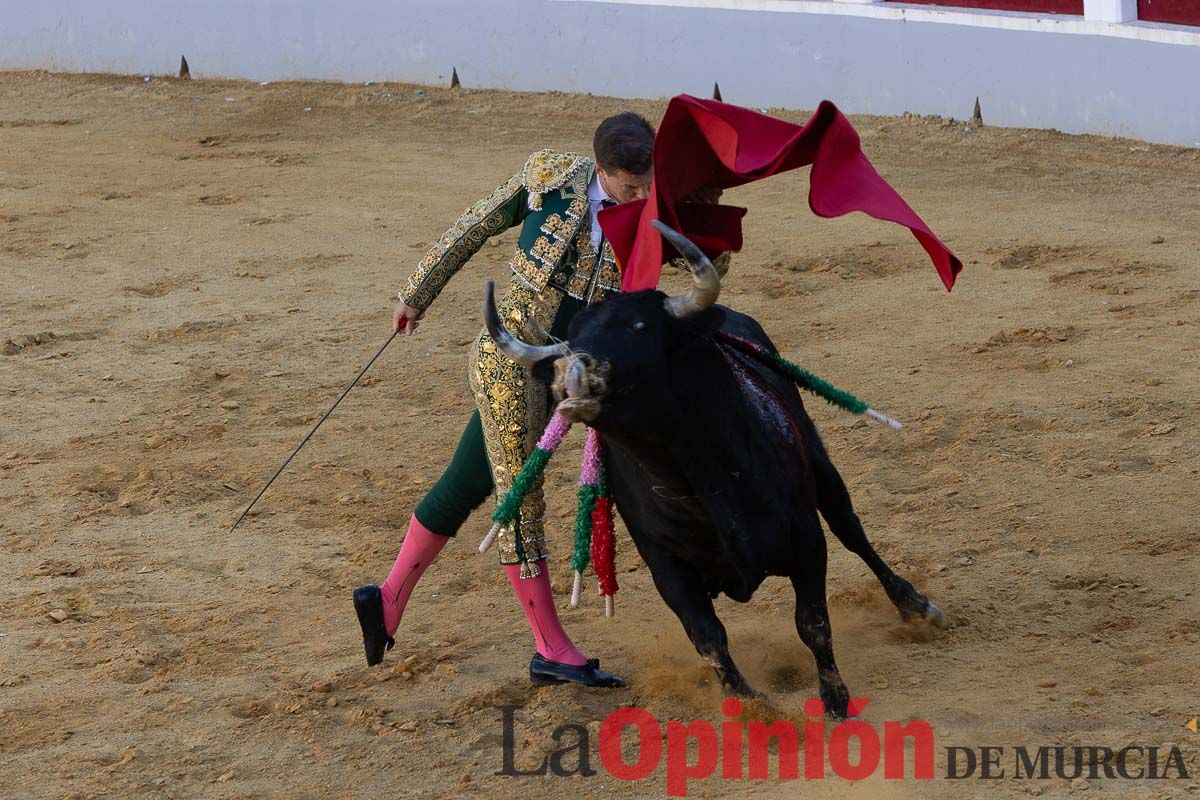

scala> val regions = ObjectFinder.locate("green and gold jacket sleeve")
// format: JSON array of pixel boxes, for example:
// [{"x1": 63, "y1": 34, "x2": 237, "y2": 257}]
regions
[{"x1": 399, "y1": 172, "x2": 529, "y2": 310}]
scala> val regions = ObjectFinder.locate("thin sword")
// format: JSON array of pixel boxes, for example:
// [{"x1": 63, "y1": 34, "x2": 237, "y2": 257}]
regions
[{"x1": 229, "y1": 329, "x2": 400, "y2": 533}]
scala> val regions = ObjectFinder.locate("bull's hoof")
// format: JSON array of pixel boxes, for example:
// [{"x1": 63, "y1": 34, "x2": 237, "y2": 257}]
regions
[
  {"x1": 725, "y1": 679, "x2": 765, "y2": 701},
  {"x1": 820, "y1": 682, "x2": 851, "y2": 720},
  {"x1": 922, "y1": 600, "x2": 949, "y2": 628},
  {"x1": 900, "y1": 598, "x2": 948, "y2": 629}
]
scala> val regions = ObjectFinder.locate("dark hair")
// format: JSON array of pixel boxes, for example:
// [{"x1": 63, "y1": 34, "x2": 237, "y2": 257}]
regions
[{"x1": 593, "y1": 112, "x2": 655, "y2": 174}]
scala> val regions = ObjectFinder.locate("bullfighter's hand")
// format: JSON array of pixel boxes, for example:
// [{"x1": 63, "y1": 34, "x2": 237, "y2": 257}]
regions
[{"x1": 393, "y1": 300, "x2": 426, "y2": 335}]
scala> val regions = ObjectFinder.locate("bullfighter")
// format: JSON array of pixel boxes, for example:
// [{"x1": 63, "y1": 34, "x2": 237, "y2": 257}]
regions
[{"x1": 353, "y1": 112, "x2": 727, "y2": 688}]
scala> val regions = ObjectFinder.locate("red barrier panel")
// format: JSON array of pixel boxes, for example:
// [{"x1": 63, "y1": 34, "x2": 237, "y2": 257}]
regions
[
  {"x1": 886, "y1": 0, "x2": 1082, "y2": 13},
  {"x1": 1138, "y1": 0, "x2": 1200, "y2": 25}
]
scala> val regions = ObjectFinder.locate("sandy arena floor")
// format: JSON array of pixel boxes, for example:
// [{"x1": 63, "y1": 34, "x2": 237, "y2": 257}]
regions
[{"x1": 1, "y1": 71, "x2": 1197, "y2": 799}]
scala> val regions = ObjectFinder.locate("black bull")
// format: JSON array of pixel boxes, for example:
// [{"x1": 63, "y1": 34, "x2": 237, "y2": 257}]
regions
[{"x1": 484, "y1": 222, "x2": 945, "y2": 718}]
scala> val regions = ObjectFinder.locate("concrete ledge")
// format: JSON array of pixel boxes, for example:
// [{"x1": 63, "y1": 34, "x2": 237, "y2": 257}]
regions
[{"x1": 569, "y1": 0, "x2": 1200, "y2": 46}]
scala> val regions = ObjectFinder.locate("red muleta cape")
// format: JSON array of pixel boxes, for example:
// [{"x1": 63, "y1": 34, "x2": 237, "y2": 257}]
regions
[{"x1": 598, "y1": 96, "x2": 962, "y2": 292}]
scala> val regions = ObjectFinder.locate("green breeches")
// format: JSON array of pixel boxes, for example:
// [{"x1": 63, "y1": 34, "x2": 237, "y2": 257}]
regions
[
  {"x1": 413, "y1": 278, "x2": 584, "y2": 566},
  {"x1": 412, "y1": 410, "x2": 493, "y2": 537}
]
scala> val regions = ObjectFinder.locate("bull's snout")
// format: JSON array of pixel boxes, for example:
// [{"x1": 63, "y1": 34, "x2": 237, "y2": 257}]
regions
[
  {"x1": 551, "y1": 354, "x2": 610, "y2": 423},
  {"x1": 565, "y1": 358, "x2": 587, "y2": 398}
]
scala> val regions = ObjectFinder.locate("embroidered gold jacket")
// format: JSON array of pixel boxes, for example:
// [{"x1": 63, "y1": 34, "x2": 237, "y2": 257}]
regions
[
  {"x1": 399, "y1": 150, "x2": 619, "y2": 309},
  {"x1": 398, "y1": 149, "x2": 730, "y2": 311}
]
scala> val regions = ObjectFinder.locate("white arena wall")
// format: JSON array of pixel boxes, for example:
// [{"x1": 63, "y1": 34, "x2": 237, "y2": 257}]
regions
[{"x1": 3, "y1": 0, "x2": 1198, "y2": 147}]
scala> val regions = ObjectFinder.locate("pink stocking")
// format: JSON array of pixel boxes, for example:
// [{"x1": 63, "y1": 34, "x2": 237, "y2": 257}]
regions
[
  {"x1": 380, "y1": 514, "x2": 449, "y2": 636},
  {"x1": 503, "y1": 560, "x2": 588, "y2": 666}
]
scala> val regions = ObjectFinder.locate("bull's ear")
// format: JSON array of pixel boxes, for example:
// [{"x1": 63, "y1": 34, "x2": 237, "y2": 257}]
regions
[
  {"x1": 665, "y1": 305, "x2": 725, "y2": 353},
  {"x1": 683, "y1": 305, "x2": 726, "y2": 335},
  {"x1": 531, "y1": 355, "x2": 558, "y2": 385},
  {"x1": 665, "y1": 305, "x2": 726, "y2": 352}
]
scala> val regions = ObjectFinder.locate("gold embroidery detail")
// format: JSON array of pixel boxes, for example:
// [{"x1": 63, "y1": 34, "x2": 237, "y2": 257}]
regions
[
  {"x1": 568, "y1": 209, "x2": 623, "y2": 304},
  {"x1": 523, "y1": 193, "x2": 589, "y2": 286},
  {"x1": 468, "y1": 276, "x2": 565, "y2": 565},
  {"x1": 523, "y1": 150, "x2": 588, "y2": 194},
  {"x1": 523, "y1": 149, "x2": 590, "y2": 217},
  {"x1": 531, "y1": 235, "x2": 568, "y2": 269},
  {"x1": 591, "y1": 240, "x2": 623, "y2": 302},
  {"x1": 511, "y1": 249, "x2": 551, "y2": 289},
  {"x1": 540, "y1": 213, "x2": 574, "y2": 241},
  {"x1": 569, "y1": 214, "x2": 600, "y2": 302},
  {"x1": 567, "y1": 273, "x2": 590, "y2": 298},
  {"x1": 565, "y1": 189, "x2": 589, "y2": 220},
  {"x1": 400, "y1": 171, "x2": 525, "y2": 309},
  {"x1": 510, "y1": 158, "x2": 598, "y2": 299}
]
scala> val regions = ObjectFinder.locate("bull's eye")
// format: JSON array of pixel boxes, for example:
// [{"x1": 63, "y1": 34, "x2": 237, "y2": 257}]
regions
[{"x1": 632, "y1": 321, "x2": 646, "y2": 332}]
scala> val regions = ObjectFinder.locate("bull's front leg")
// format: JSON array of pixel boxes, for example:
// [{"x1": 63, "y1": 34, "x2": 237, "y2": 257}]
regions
[
  {"x1": 790, "y1": 528, "x2": 851, "y2": 719},
  {"x1": 646, "y1": 554, "x2": 760, "y2": 699}
]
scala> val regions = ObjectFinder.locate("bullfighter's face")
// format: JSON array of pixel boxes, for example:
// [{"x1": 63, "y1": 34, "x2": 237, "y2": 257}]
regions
[{"x1": 596, "y1": 165, "x2": 652, "y2": 204}]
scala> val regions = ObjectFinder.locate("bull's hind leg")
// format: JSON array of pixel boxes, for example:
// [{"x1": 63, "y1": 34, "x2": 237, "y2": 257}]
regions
[
  {"x1": 790, "y1": 530, "x2": 850, "y2": 719},
  {"x1": 811, "y1": 448, "x2": 945, "y2": 627},
  {"x1": 648, "y1": 556, "x2": 759, "y2": 698}
]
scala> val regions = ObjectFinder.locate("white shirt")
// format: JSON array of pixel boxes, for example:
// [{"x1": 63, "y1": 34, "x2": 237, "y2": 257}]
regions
[{"x1": 586, "y1": 172, "x2": 613, "y2": 252}]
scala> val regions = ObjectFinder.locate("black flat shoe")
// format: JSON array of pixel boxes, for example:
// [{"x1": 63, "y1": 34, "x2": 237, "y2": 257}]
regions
[
  {"x1": 530, "y1": 653, "x2": 624, "y2": 688},
  {"x1": 352, "y1": 585, "x2": 394, "y2": 666}
]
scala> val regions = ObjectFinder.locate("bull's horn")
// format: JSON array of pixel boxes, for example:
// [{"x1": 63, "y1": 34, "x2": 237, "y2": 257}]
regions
[
  {"x1": 483, "y1": 280, "x2": 570, "y2": 365},
  {"x1": 654, "y1": 220, "x2": 720, "y2": 318}
]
